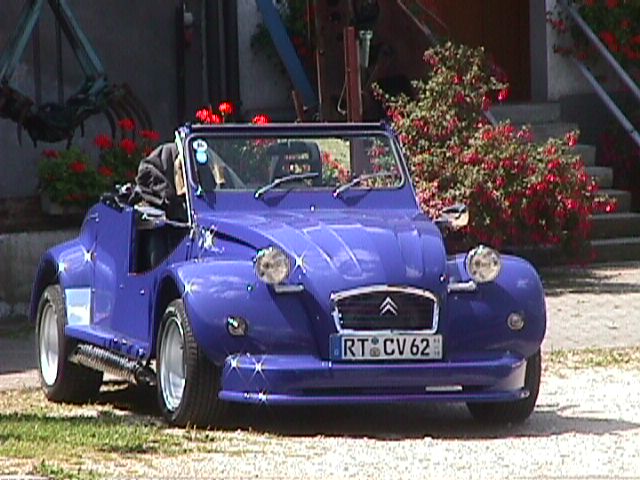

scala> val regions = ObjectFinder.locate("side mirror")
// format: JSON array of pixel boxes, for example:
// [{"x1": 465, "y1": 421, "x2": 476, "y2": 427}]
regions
[{"x1": 435, "y1": 204, "x2": 469, "y2": 231}]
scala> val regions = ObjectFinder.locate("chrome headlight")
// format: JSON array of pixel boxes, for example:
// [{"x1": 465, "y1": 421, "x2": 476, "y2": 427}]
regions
[
  {"x1": 255, "y1": 246, "x2": 290, "y2": 285},
  {"x1": 465, "y1": 245, "x2": 501, "y2": 283}
]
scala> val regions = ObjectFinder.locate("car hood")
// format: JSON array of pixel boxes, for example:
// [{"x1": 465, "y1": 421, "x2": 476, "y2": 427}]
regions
[{"x1": 196, "y1": 209, "x2": 447, "y2": 296}]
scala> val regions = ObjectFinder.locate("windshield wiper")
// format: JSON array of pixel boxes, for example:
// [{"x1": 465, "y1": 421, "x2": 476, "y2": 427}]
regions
[
  {"x1": 254, "y1": 172, "x2": 319, "y2": 199},
  {"x1": 332, "y1": 171, "x2": 398, "y2": 197}
]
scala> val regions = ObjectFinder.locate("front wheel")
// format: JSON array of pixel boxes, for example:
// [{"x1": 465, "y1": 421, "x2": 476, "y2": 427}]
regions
[
  {"x1": 466, "y1": 350, "x2": 541, "y2": 424},
  {"x1": 36, "y1": 285, "x2": 103, "y2": 403},
  {"x1": 156, "y1": 299, "x2": 225, "y2": 427}
]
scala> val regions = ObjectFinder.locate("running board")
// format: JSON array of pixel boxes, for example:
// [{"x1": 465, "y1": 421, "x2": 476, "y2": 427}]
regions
[{"x1": 69, "y1": 343, "x2": 156, "y2": 386}]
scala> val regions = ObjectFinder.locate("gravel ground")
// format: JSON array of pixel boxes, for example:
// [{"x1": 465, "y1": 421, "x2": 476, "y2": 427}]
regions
[{"x1": 2, "y1": 363, "x2": 639, "y2": 479}]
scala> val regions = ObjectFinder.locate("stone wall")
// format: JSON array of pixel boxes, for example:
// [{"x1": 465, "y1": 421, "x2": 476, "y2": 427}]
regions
[{"x1": 0, "y1": 230, "x2": 78, "y2": 321}]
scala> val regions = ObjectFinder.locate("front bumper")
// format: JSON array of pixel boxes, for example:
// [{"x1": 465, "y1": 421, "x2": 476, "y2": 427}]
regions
[{"x1": 218, "y1": 353, "x2": 529, "y2": 405}]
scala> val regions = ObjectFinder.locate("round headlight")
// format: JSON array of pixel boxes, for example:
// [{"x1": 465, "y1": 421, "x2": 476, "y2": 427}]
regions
[
  {"x1": 255, "y1": 247, "x2": 290, "y2": 285},
  {"x1": 465, "y1": 245, "x2": 501, "y2": 283}
]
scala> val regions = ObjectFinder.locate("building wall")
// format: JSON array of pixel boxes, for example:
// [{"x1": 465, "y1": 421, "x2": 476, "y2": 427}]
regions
[
  {"x1": 545, "y1": 0, "x2": 591, "y2": 100},
  {"x1": 237, "y1": 0, "x2": 292, "y2": 119},
  {"x1": 0, "y1": 0, "x2": 292, "y2": 201}
]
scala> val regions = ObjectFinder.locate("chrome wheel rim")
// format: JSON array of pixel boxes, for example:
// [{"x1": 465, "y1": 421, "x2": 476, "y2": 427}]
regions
[
  {"x1": 159, "y1": 318, "x2": 186, "y2": 412},
  {"x1": 39, "y1": 302, "x2": 59, "y2": 386}
]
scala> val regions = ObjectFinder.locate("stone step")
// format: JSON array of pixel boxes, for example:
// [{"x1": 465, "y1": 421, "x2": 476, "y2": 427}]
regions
[
  {"x1": 590, "y1": 213, "x2": 640, "y2": 239},
  {"x1": 590, "y1": 237, "x2": 640, "y2": 263},
  {"x1": 572, "y1": 144, "x2": 596, "y2": 166},
  {"x1": 490, "y1": 102, "x2": 561, "y2": 125},
  {"x1": 587, "y1": 166, "x2": 614, "y2": 189},
  {"x1": 527, "y1": 122, "x2": 579, "y2": 143},
  {"x1": 599, "y1": 189, "x2": 632, "y2": 213}
]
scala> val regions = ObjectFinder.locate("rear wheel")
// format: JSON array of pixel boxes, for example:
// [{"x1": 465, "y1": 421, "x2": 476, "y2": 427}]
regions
[
  {"x1": 466, "y1": 350, "x2": 541, "y2": 424},
  {"x1": 36, "y1": 285, "x2": 103, "y2": 403},
  {"x1": 156, "y1": 299, "x2": 225, "y2": 427}
]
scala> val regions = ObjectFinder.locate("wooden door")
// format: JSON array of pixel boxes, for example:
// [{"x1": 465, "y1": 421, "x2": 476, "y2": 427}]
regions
[{"x1": 425, "y1": 0, "x2": 531, "y2": 101}]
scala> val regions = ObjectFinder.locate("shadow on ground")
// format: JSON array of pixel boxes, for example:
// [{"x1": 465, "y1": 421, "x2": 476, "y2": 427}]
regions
[
  {"x1": 97, "y1": 382, "x2": 640, "y2": 441},
  {"x1": 540, "y1": 264, "x2": 640, "y2": 297}
]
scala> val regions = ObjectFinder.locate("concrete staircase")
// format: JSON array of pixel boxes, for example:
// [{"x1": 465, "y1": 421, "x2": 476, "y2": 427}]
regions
[{"x1": 491, "y1": 102, "x2": 640, "y2": 263}]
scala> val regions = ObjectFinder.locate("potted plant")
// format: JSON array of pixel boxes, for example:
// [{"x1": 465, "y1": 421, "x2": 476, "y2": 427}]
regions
[
  {"x1": 37, "y1": 118, "x2": 161, "y2": 215},
  {"x1": 37, "y1": 147, "x2": 102, "y2": 215}
]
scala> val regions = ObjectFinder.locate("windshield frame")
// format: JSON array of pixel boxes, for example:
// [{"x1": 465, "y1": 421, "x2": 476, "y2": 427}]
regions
[{"x1": 181, "y1": 123, "x2": 418, "y2": 212}]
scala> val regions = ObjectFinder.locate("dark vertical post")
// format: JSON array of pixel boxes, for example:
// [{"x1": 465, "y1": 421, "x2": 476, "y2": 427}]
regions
[
  {"x1": 344, "y1": 26, "x2": 362, "y2": 122},
  {"x1": 175, "y1": 0, "x2": 186, "y2": 123},
  {"x1": 223, "y1": 0, "x2": 241, "y2": 111},
  {"x1": 205, "y1": 0, "x2": 221, "y2": 104},
  {"x1": 32, "y1": 19, "x2": 42, "y2": 106},
  {"x1": 55, "y1": 0, "x2": 64, "y2": 104}
]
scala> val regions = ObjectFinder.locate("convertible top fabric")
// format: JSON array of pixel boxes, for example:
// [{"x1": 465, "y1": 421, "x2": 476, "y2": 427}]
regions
[{"x1": 135, "y1": 142, "x2": 185, "y2": 219}]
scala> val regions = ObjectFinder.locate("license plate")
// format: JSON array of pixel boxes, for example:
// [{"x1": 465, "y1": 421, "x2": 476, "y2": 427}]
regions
[{"x1": 330, "y1": 334, "x2": 443, "y2": 361}]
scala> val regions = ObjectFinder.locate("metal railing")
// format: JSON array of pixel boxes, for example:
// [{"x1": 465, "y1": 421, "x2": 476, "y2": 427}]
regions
[{"x1": 559, "y1": 0, "x2": 640, "y2": 148}]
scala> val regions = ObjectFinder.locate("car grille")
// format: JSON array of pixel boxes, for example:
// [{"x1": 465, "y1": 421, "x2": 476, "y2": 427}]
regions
[{"x1": 333, "y1": 289, "x2": 437, "y2": 331}]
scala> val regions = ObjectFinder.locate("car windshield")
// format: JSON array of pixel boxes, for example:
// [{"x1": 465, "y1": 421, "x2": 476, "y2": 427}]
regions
[{"x1": 187, "y1": 132, "x2": 404, "y2": 195}]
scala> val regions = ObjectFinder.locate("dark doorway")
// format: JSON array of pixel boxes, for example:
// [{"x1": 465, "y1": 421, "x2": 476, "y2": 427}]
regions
[{"x1": 424, "y1": 0, "x2": 531, "y2": 101}]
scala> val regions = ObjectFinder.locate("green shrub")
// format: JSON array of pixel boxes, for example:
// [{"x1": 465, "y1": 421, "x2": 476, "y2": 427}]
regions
[{"x1": 375, "y1": 42, "x2": 615, "y2": 252}]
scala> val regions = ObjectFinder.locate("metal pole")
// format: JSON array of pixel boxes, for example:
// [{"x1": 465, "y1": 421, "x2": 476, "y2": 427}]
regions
[
  {"x1": 572, "y1": 58, "x2": 640, "y2": 149},
  {"x1": 562, "y1": 0, "x2": 640, "y2": 106}
]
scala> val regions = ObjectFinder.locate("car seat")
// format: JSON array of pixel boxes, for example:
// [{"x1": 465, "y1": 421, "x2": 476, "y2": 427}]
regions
[{"x1": 267, "y1": 141, "x2": 323, "y2": 186}]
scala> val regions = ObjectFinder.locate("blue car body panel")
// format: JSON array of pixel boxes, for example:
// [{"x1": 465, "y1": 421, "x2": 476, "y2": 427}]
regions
[{"x1": 30, "y1": 122, "x2": 546, "y2": 406}]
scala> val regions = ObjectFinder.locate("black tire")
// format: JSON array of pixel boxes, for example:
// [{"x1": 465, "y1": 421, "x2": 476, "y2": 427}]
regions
[
  {"x1": 156, "y1": 299, "x2": 225, "y2": 427},
  {"x1": 466, "y1": 350, "x2": 541, "y2": 424},
  {"x1": 35, "y1": 285, "x2": 103, "y2": 403}
]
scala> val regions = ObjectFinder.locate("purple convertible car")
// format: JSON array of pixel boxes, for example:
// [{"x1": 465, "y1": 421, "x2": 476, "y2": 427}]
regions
[{"x1": 31, "y1": 122, "x2": 546, "y2": 426}]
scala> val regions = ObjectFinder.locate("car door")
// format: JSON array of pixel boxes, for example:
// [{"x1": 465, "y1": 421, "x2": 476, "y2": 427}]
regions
[{"x1": 91, "y1": 201, "x2": 190, "y2": 354}]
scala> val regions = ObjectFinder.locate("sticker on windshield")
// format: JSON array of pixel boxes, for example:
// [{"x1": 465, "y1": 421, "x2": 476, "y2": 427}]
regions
[
  {"x1": 193, "y1": 139, "x2": 208, "y2": 152},
  {"x1": 196, "y1": 151, "x2": 208, "y2": 164}
]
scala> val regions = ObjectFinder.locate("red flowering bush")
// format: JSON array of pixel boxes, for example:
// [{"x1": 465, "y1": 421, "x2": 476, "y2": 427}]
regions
[
  {"x1": 549, "y1": 0, "x2": 640, "y2": 73},
  {"x1": 95, "y1": 118, "x2": 161, "y2": 189},
  {"x1": 38, "y1": 118, "x2": 161, "y2": 209},
  {"x1": 37, "y1": 148, "x2": 102, "y2": 207},
  {"x1": 375, "y1": 42, "x2": 614, "y2": 252}
]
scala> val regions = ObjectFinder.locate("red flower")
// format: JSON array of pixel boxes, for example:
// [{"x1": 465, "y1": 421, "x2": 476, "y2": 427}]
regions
[
  {"x1": 140, "y1": 130, "x2": 161, "y2": 142},
  {"x1": 98, "y1": 166, "x2": 114, "y2": 177},
  {"x1": 482, "y1": 95, "x2": 492, "y2": 111},
  {"x1": 566, "y1": 131, "x2": 579, "y2": 147},
  {"x1": 218, "y1": 101, "x2": 235, "y2": 116},
  {"x1": 196, "y1": 108, "x2": 211, "y2": 123},
  {"x1": 195, "y1": 108, "x2": 222, "y2": 124},
  {"x1": 606, "y1": 0, "x2": 619, "y2": 8},
  {"x1": 69, "y1": 161, "x2": 87, "y2": 174},
  {"x1": 42, "y1": 149, "x2": 59, "y2": 159},
  {"x1": 584, "y1": 0, "x2": 595, "y2": 5},
  {"x1": 498, "y1": 87, "x2": 510, "y2": 102},
  {"x1": 120, "y1": 138, "x2": 137, "y2": 156},
  {"x1": 251, "y1": 114, "x2": 271, "y2": 125},
  {"x1": 118, "y1": 118, "x2": 136, "y2": 132},
  {"x1": 95, "y1": 134, "x2": 113, "y2": 150},
  {"x1": 620, "y1": 19, "x2": 632, "y2": 30},
  {"x1": 631, "y1": 35, "x2": 640, "y2": 45},
  {"x1": 599, "y1": 31, "x2": 620, "y2": 52}
]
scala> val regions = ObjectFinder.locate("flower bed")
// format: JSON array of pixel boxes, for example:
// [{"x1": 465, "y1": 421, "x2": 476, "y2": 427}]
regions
[
  {"x1": 37, "y1": 119, "x2": 160, "y2": 210},
  {"x1": 375, "y1": 42, "x2": 615, "y2": 253}
]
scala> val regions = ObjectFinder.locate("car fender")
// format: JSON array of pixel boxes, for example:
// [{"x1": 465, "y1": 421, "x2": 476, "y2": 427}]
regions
[
  {"x1": 30, "y1": 238, "x2": 94, "y2": 324},
  {"x1": 168, "y1": 259, "x2": 318, "y2": 365},
  {"x1": 445, "y1": 254, "x2": 546, "y2": 359}
]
